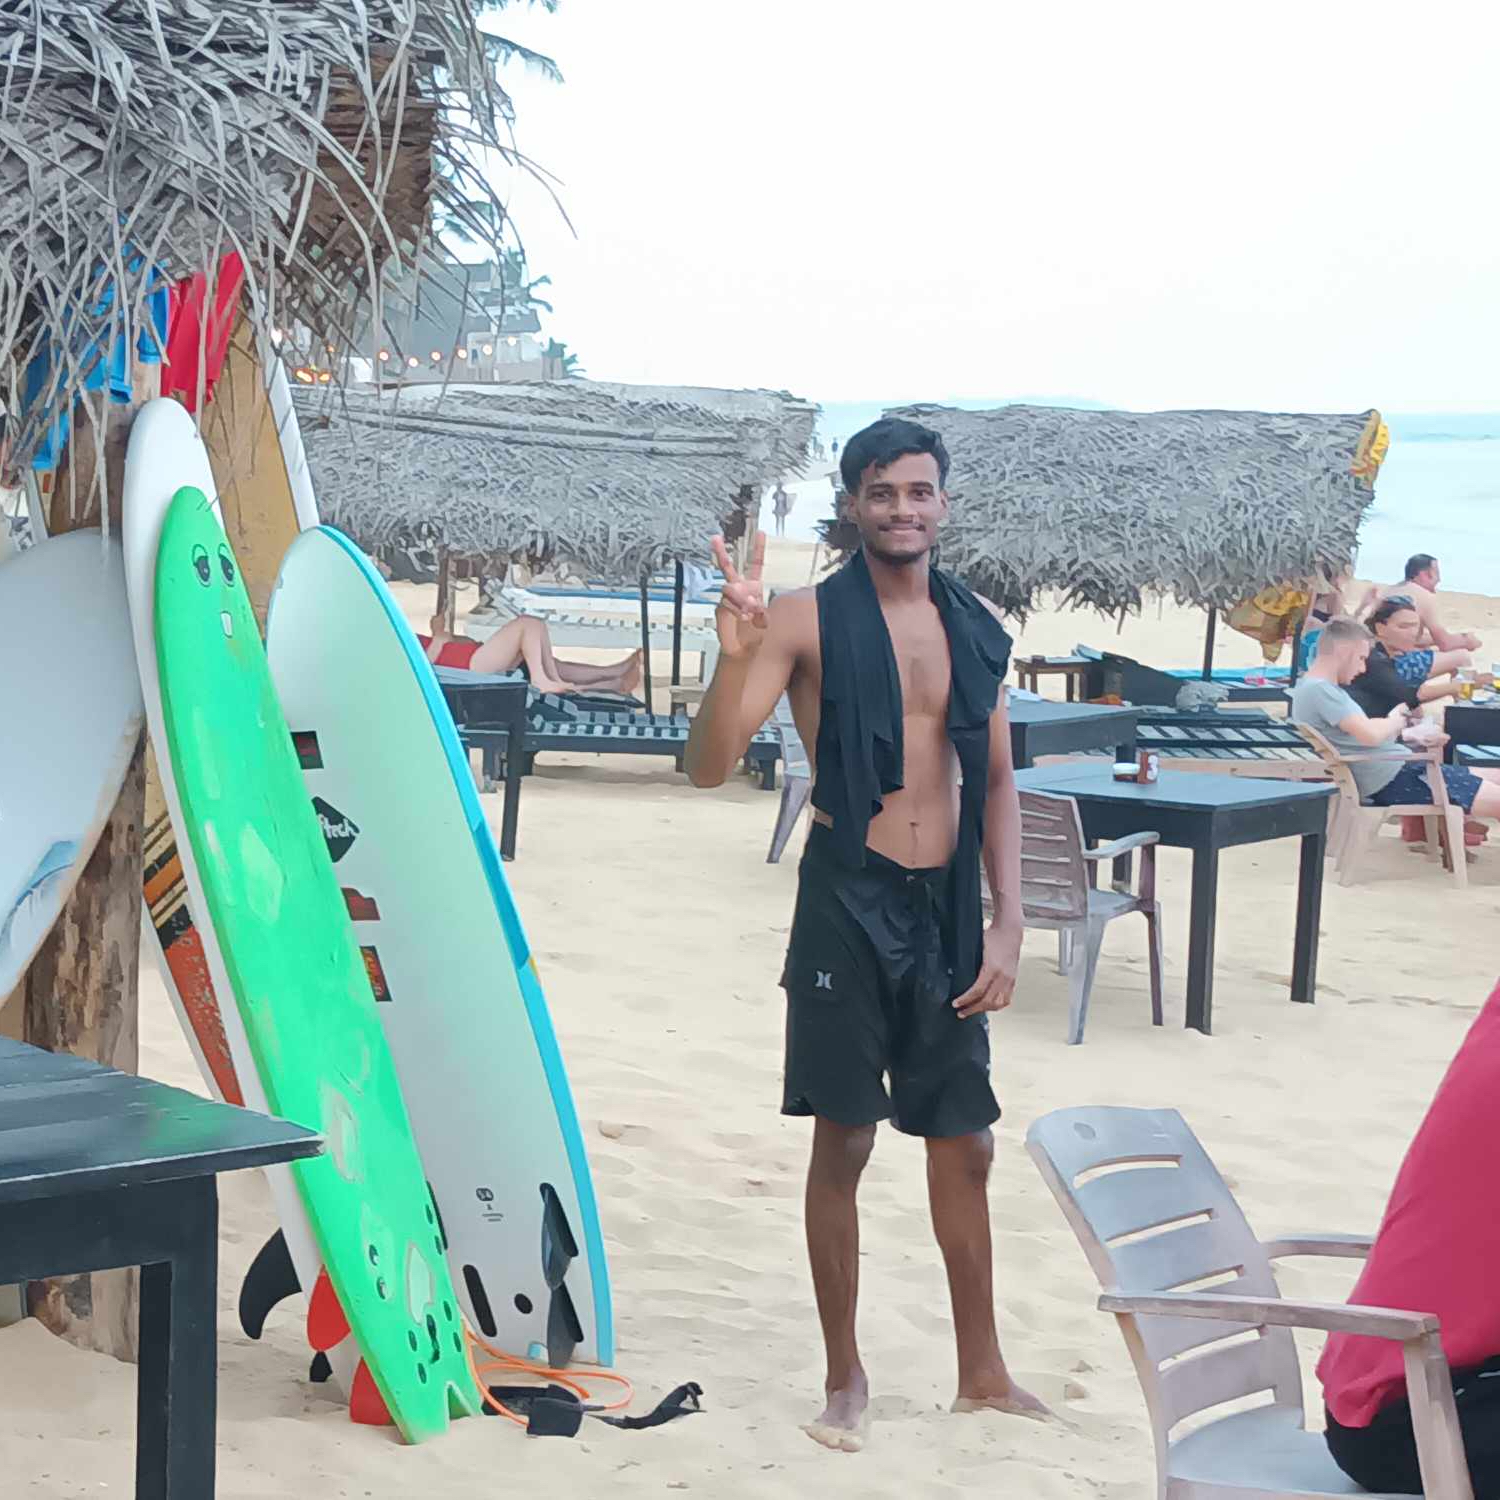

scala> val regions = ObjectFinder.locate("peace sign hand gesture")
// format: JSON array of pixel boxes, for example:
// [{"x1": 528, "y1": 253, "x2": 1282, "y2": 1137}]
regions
[{"x1": 711, "y1": 533, "x2": 770, "y2": 661}]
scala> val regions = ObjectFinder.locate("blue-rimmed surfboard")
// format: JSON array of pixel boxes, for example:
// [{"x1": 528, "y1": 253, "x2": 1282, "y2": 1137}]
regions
[{"x1": 266, "y1": 524, "x2": 613, "y2": 1369}]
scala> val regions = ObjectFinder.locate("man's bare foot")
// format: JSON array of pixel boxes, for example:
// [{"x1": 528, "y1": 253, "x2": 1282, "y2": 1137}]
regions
[
  {"x1": 803, "y1": 1377, "x2": 869, "y2": 1453},
  {"x1": 952, "y1": 1374, "x2": 1053, "y2": 1421},
  {"x1": 618, "y1": 650, "x2": 644, "y2": 695}
]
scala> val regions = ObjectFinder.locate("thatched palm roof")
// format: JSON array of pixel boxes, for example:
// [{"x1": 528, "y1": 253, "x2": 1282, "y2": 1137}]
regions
[
  {"x1": 825, "y1": 404, "x2": 1383, "y2": 617},
  {"x1": 294, "y1": 379, "x2": 818, "y2": 581},
  {"x1": 1, "y1": 2, "x2": 539, "y2": 473}
]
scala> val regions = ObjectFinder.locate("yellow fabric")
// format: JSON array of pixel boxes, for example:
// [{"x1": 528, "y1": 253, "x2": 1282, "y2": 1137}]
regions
[
  {"x1": 1352, "y1": 411, "x2": 1390, "y2": 482},
  {"x1": 1224, "y1": 586, "x2": 1311, "y2": 663}
]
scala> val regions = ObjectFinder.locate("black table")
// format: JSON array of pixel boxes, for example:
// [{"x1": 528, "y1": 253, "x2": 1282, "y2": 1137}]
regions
[
  {"x1": 0, "y1": 1039, "x2": 321, "y2": 1497},
  {"x1": 1443, "y1": 700, "x2": 1500, "y2": 765},
  {"x1": 1007, "y1": 699, "x2": 1140, "y2": 769},
  {"x1": 434, "y1": 674, "x2": 528, "y2": 859},
  {"x1": 1014, "y1": 765, "x2": 1334, "y2": 1033}
]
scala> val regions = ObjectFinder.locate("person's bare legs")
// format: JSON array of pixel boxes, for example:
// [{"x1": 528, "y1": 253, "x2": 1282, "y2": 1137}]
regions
[
  {"x1": 455, "y1": 617, "x2": 527, "y2": 674},
  {"x1": 1469, "y1": 779, "x2": 1500, "y2": 819},
  {"x1": 927, "y1": 1131, "x2": 1050, "y2": 1419},
  {"x1": 554, "y1": 652, "x2": 643, "y2": 693},
  {"x1": 514, "y1": 617, "x2": 641, "y2": 694},
  {"x1": 803, "y1": 1118, "x2": 876, "y2": 1452}
]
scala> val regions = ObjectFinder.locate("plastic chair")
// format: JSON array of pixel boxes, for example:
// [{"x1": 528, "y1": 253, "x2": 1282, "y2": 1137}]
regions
[
  {"x1": 1026, "y1": 1105, "x2": 1473, "y2": 1500},
  {"x1": 1005, "y1": 789, "x2": 1164, "y2": 1044}
]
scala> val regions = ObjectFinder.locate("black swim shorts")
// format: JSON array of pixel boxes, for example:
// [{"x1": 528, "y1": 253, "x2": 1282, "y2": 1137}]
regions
[{"x1": 779, "y1": 824, "x2": 1000, "y2": 1139}]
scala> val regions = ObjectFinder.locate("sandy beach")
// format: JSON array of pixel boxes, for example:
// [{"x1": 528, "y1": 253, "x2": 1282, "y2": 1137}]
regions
[{"x1": 5, "y1": 537, "x2": 1496, "y2": 1498}]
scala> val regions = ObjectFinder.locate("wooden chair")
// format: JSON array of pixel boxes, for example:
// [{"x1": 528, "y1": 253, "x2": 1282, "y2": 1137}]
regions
[
  {"x1": 1027, "y1": 1105, "x2": 1473, "y2": 1500},
  {"x1": 1294, "y1": 725, "x2": 1465, "y2": 889},
  {"x1": 1006, "y1": 789, "x2": 1164, "y2": 1044}
]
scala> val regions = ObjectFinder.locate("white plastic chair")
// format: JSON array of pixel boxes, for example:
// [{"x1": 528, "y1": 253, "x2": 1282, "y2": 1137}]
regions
[
  {"x1": 1006, "y1": 789, "x2": 1164, "y2": 1044},
  {"x1": 1026, "y1": 1105, "x2": 1473, "y2": 1500}
]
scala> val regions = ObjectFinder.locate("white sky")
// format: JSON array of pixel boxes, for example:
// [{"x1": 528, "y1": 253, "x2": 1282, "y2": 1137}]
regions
[{"x1": 491, "y1": 0, "x2": 1500, "y2": 412}]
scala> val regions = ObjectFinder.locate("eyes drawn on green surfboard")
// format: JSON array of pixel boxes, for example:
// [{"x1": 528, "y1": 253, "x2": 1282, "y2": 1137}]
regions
[{"x1": 153, "y1": 485, "x2": 477, "y2": 1441}]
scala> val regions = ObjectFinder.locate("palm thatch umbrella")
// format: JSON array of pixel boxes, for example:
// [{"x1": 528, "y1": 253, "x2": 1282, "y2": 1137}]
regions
[
  {"x1": 823, "y1": 403, "x2": 1384, "y2": 670},
  {"x1": 296, "y1": 377, "x2": 815, "y2": 710},
  {"x1": 295, "y1": 378, "x2": 818, "y2": 582},
  {"x1": 0, "y1": 1, "x2": 547, "y2": 489}
]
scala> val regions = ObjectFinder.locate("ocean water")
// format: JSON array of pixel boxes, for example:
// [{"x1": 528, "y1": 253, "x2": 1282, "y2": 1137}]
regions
[{"x1": 779, "y1": 402, "x2": 1500, "y2": 596}]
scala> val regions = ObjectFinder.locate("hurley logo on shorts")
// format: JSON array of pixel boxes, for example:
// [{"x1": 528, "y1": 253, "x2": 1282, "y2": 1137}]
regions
[
  {"x1": 311, "y1": 796, "x2": 359, "y2": 863},
  {"x1": 815, "y1": 970, "x2": 833, "y2": 991}
]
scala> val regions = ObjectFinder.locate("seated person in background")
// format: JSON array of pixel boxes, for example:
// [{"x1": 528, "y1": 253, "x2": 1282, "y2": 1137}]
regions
[
  {"x1": 1319, "y1": 978, "x2": 1500, "y2": 1496},
  {"x1": 1290, "y1": 616, "x2": 1499, "y2": 819},
  {"x1": 1357, "y1": 553, "x2": 1483, "y2": 653},
  {"x1": 1298, "y1": 565, "x2": 1353, "y2": 670},
  {"x1": 417, "y1": 613, "x2": 642, "y2": 697},
  {"x1": 1348, "y1": 598, "x2": 1474, "y2": 717}
]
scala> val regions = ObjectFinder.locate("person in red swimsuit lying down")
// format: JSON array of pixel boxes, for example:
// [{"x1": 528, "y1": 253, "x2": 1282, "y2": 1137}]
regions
[{"x1": 416, "y1": 614, "x2": 642, "y2": 697}]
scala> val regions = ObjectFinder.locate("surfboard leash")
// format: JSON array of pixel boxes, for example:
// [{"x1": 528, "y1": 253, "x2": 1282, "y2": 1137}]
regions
[{"x1": 464, "y1": 1328, "x2": 704, "y2": 1438}]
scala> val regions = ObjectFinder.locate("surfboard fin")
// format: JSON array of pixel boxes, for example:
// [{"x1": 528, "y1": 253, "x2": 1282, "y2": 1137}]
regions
[
  {"x1": 540, "y1": 1185, "x2": 583, "y2": 1368},
  {"x1": 349, "y1": 1359, "x2": 395, "y2": 1427},
  {"x1": 309, "y1": 1351, "x2": 333, "y2": 1385},
  {"x1": 547, "y1": 1281, "x2": 583, "y2": 1370},
  {"x1": 239, "y1": 1228, "x2": 300, "y2": 1340},
  {"x1": 307, "y1": 1268, "x2": 352, "y2": 1351}
]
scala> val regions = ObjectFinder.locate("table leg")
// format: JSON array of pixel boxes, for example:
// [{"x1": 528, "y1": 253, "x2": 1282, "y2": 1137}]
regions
[
  {"x1": 500, "y1": 726, "x2": 523, "y2": 864},
  {"x1": 136, "y1": 1179, "x2": 218, "y2": 1500},
  {"x1": 1185, "y1": 845, "x2": 1220, "y2": 1034},
  {"x1": 1291, "y1": 828, "x2": 1326, "y2": 1004}
]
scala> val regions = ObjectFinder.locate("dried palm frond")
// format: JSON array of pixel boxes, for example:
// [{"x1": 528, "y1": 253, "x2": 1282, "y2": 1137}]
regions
[
  {"x1": 295, "y1": 378, "x2": 818, "y2": 582},
  {"x1": 0, "y1": 0, "x2": 551, "y2": 481},
  {"x1": 820, "y1": 404, "x2": 1380, "y2": 619}
]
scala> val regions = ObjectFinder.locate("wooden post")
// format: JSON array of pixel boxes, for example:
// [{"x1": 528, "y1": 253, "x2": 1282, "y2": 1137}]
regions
[
  {"x1": 638, "y1": 578, "x2": 654, "y2": 716},
  {"x1": 24, "y1": 369, "x2": 158, "y2": 1363},
  {"x1": 23, "y1": 736, "x2": 146, "y2": 1360},
  {"x1": 671, "y1": 560, "x2": 685, "y2": 688},
  {"x1": 435, "y1": 547, "x2": 454, "y2": 633},
  {"x1": 202, "y1": 317, "x2": 305, "y2": 631}
]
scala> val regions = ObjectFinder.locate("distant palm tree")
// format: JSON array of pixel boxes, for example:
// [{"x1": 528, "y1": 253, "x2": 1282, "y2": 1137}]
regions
[
  {"x1": 545, "y1": 338, "x2": 583, "y2": 377},
  {"x1": 499, "y1": 247, "x2": 553, "y2": 317}
]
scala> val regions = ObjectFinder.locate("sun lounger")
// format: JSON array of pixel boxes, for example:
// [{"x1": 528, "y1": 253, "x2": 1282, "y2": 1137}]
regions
[
  {"x1": 446, "y1": 678, "x2": 783, "y2": 796},
  {"x1": 1076, "y1": 644, "x2": 1291, "y2": 707},
  {"x1": 498, "y1": 583, "x2": 720, "y2": 624},
  {"x1": 433, "y1": 664, "x2": 642, "y2": 719},
  {"x1": 1133, "y1": 707, "x2": 1325, "y2": 777}
]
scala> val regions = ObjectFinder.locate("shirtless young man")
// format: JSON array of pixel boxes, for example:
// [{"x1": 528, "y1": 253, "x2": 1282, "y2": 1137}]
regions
[
  {"x1": 1358, "y1": 554, "x2": 1482, "y2": 654},
  {"x1": 685, "y1": 417, "x2": 1044, "y2": 1450}
]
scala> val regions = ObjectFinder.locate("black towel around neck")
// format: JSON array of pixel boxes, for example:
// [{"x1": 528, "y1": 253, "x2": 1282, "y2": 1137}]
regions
[{"x1": 813, "y1": 548, "x2": 1013, "y2": 988}]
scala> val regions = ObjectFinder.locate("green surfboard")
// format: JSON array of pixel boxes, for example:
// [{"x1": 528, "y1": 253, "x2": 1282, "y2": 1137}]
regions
[{"x1": 153, "y1": 486, "x2": 477, "y2": 1441}]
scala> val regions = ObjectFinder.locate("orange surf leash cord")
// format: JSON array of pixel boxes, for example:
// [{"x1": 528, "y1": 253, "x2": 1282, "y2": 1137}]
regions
[{"x1": 464, "y1": 1327, "x2": 635, "y2": 1427}]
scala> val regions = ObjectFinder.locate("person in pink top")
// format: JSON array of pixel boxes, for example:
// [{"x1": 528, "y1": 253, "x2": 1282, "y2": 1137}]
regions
[{"x1": 1318, "y1": 979, "x2": 1500, "y2": 1494}]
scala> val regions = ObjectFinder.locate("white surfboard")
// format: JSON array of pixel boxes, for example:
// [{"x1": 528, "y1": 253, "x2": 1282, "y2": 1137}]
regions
[
  {"x1": 268, "y1": 359, "x2": 321, "y2": 533},
  {"x1": 121, "y1": 397, "x2": 356, "y2": 1391},
  {"x1": 0, "y1": 531, "x2": 144, "y2": 995},
  {"x1": 267, "y1": 526, "x2": 613, "y2": 1367}
]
